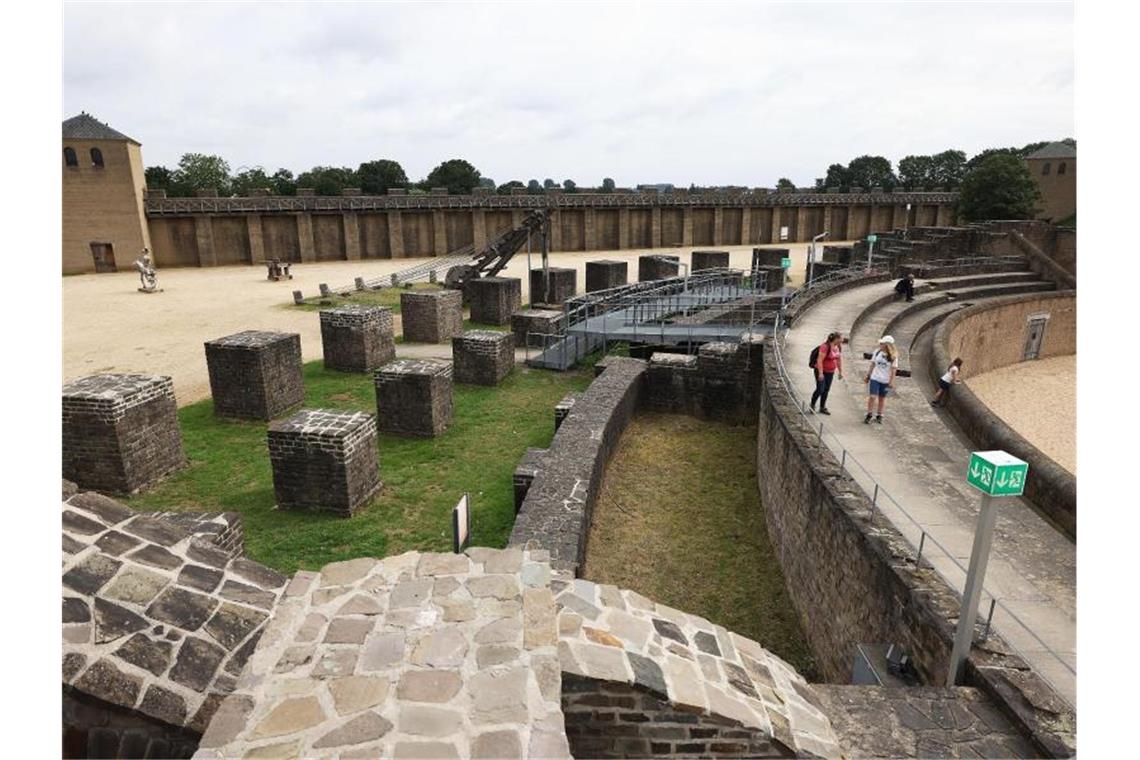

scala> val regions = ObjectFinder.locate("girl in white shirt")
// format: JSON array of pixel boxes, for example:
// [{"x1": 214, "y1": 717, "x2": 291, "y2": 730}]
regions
[
  {"x1": 863, "y1": 336, "x2": 899, "y2": 424},
  {"x1": 931, "y1": 358, "x2": 963, "y2": 407}
]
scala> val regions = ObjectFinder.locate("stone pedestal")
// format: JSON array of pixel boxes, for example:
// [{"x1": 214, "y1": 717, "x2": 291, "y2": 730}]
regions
[
  {"x1": 467, "y1": 277, "x2": 522, "y2": 326},
  {"x1": 691, "y1": 250, "x2": 730, "y2": 271},
  {"x1": 806, "y1": 260, "x2": 849, "y2": 283},
  {"x1": 453, "y1": 330, "x2": 514, "y2": 386},
  {"x1": 62, "y1": 374, "x2": 186, "y2": 494},
  {"x1": 754, "y1": 265, "x2": 786, "y2": 292},
  {"x1": 319, "y1": 305, "x2": 395, "y2": 372},
  {"x1": 585, "y1": 260, "x2": 628, "y2": 293},
  {"x1": 267, "y1": 409, "x2": 381, "y2": 517},
  {"x1": 529, "y1": 267, "x2": 577, "y2": 306},
  {"x1": 822, "y1": 245, "x2": 855, "y2": 265},
  {"x1": 638, "y1": 254, "x2": 680, "y2": 281},
  {"x1": 400, "y1": 290, "x2": 463, "y2": 343},
  {"x1": 511, "y1": 309, "x2": 562, "y2": 349},
  {"x1": 205, "y1": 331, "x2": 304, "y2": 420},
  {"x1": 751, "y1": 247, "x2": 790, "y2": 270},
  {"x1": 374, "y1": 359, "x2": 453, "y2": 437}
]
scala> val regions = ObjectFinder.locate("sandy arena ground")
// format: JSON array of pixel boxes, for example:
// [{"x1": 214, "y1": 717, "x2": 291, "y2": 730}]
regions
[
  {"x1": 967, "y1": 355, "x2": 1076, "y2": 474},
  {"x1": 63, "y1": 242, "x2": 821, "y2": 406}
]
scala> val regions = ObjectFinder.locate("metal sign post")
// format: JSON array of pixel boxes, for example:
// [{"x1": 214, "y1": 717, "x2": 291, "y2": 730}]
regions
[
  {"x1": 866, "y1": 234, "x2": 878, "y2": 270},
  {"x1": 452, "y1": 492, "x2": 471, "y2": 553},
  {"x1": 946, "y1": 450, "x2": 1029, "y2": 686},
  {"x1": 809, "y1": 231, "x2": 828, "y2": 286}
]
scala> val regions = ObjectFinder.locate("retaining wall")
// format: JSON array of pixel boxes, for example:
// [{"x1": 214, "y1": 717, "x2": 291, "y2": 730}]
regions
[
  {"x1": 931, "y1": 292, "x2": 1077, "y2": 539},
  {"x1": 755, "y1": 349, "x2": 1074, "y2": 757}
]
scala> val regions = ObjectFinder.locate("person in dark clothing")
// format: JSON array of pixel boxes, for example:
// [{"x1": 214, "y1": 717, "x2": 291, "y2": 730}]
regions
[
  {"x1": 810, "y1": 332, "x2": 844, "y2": 414},
  {"x1": 895, "y1": 273, "x2": 916, "y2": 302}
]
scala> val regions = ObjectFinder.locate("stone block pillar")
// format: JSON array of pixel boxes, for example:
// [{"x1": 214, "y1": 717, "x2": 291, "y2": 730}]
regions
[
  {"x1": 388, "y1": 211, "x2": 405, "y2": 259},
  {"x1": 297, "y1": 213, "x2": 316, "y2": 263},
  {"x1": 453, "y1": 330, "x2": 515, "y2": 386},
  {"x1": 585, "y1": 260, "x2": 628, "y2": 292},
  {"x1": 432, "y1": 210, "x2": 448, "y2": 255},
  {"x1": 62, "y1": 374, "x2": 186, "y2": 494},
  {"x1": 247, "y1": 214, "x2": 265, "y2": 264},
  {"x1": 681, "y1": 208, "x2": 694, "y2": 246},
  {"x1": 639, "y1": 254, "x2": 680, "y2": 281},
  {"x1": 618, "y1": 207, "x2": 630, "y2": 249},
  {"x1": 194, "y1": 216, "x2": 217, "y2": 267},
  {"x1": 511, "y1": 309, "x2": 562, "y2": 348},
  {"x1": 343, "y1": 213, "x2": 361, "y2": 261},
  {"x1": 205, "y1": 331, "x2": 304, "y2": 420},
  {"x1": 691, "y1": 250, "x2": 730, "y2": 271},
  {"x1": 320, "y1": 305, "x2": 395, "y2": 372},
  {"x1": 374, "y1": 359, "x2": 453, "y2": 437},
  {"x1": 467, "y1": 277, "x2": 522, "y2": 326},
  {"x1": 651, "y1": 207, "x2": 663, "y2": 248},
  {"x1": 399, "y1": 290, "x2": 463, "y2": 343},
  {"x1": 472, "y1": 209, "x2": 488, "y2": 251},
  {"x1": 583, "y1": 209, "x2": 597, "y2": 251},
  {"x1": 267, "y1": 409, "x2": 381, "y2": 517},
  {"x1": 529, "y1": 268, "x2": 577, "y2": 306}
]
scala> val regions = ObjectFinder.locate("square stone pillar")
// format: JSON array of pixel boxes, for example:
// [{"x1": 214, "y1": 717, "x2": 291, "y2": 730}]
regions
[
  {"x1": 320, "y1": 305, "x2": 395, "y2": 372},
  {"x1": 62, "y1": 374, "x2": 186, "y2": 494},
  {"x1": 343, "y1": 212, "x2": 362, "y2": 261},
  {"x1": 638, "y1": 254, "x2": 679, "y2": 281},
  {"x1": 388, "y1": 211, "x2": 405, "y2": 258},
  {"x1": 585, "y1": 260, "x2": 628, "y2": 292},
  {"x1": 374, "y1": 359, "x2": 453, "y2": 437},
  {"x1": 247, "y1": 215, "x2": 265, "y2": 264},
  {"x1": 467, "y1": 277, "x2": 522, "y2": 326},
  {"x1": 296, "y1": 213, "x2": 316, "y2": 262},
  {"x1": 754, "y1": 265, "x2": 786, "y2": 292},
  {"x1": 691, "y1": 250, "x2": 730, "y2": 271},
  {"x1": 529, "y1": 268, "x2": 577, "y2": 306},
  {"x1": 205, "y1": 331, "x2": 304, "y2": 420},
  {"x1": 194, "y1": 216, "x2": 217, "y2": 267},
  {"x1": 453, "y1": 330, "x2": 515, "y2": 386},
  {"x1": 268, "y1": 409, "x2": 381, "y2": 516},
  {"x1": 400, "y1": 290, "x2": 463, "y2": 343},
  {"x1": 511, "y1": 309, "x2": 562, "y2": 348}
]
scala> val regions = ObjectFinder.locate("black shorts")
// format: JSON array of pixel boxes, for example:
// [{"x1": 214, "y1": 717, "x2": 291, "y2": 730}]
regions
[{"x1": 938, "y1": 379, "x2": 951, "y2": 391}]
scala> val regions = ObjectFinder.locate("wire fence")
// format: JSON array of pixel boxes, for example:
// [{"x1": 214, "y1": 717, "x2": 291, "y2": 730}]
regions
[{"x1": 768, "y1": 308, "x2": 1075, "y2": 707}]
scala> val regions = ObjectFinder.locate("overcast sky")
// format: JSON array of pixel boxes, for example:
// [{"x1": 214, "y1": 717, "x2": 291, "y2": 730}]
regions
[{"x1": 63, "y1": 2, "x2": 1073, "y2": 187}]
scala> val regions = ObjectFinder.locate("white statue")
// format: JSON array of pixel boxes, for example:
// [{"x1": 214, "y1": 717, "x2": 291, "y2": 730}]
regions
[{"x1": 135, "y1": 248, "x2": 159, "y2": 293}]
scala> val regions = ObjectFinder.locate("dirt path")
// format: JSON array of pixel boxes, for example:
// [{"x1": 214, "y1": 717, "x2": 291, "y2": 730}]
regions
[
  {"x1": 63, "y1": 243, "x2": 817, "y2": 405},
  {"x1": 967, "y1": 354, "x2": 1076, "y2": 474}
]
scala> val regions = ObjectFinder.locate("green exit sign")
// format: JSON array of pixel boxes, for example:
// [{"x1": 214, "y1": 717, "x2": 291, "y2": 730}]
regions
[
  {"x1": 867, "y1": 234, "x2": 878, "y2": 243},
  {"x1": 780, "y1": 257, "x2": 791, "y2": 269},
  {"x1": 966, "y1": 450, "x2": 1028, "y2": 497}
]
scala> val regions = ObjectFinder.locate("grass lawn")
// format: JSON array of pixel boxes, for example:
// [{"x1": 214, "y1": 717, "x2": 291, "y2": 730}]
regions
[
  {"x1": 582, "y1": 411, "x2": 818, "y2": 679},
  {"x1": 287, "y1": 282, "x2": 444, "y2": 313},
  {"x1": 127, "y1": 360, "x2": 591, "y2": 575}
]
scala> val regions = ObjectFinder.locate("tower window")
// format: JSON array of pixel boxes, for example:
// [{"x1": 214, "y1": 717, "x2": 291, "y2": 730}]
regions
[
  {"x1": 91, "y1": 148, "x2": 104, "y2": 168},
  {"x1": 64, "y1": 147, "x2": 78, "y2": 167},
  {"x1": 1058, "y1": 162, "x2": 1067, "y2": 175},
  {"x1": 1042, "y1": 162, "x2": 1051, "y2": 176}
]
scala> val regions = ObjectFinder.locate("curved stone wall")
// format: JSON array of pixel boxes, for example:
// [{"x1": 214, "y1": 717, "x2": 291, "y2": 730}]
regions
[
  {"x1": 755, "y1": 349, "x2": 1075, "y2": 757},
  {"x1": 931, "y1": 292, "x2": 1076, "y2": 538}
]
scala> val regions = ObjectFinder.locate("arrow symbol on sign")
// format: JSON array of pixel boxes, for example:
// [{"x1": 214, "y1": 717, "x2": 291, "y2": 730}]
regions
[
  {"x1": 970, "y1": 462, "x2": 981, "y2": 478},
  {"x1": 996, "y1": 473, "x2": 1008, "y2": 488}
]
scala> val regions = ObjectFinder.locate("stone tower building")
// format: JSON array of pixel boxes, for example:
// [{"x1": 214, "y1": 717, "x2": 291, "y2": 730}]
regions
[
  {"x1": 62, "y1": 113, "x2": 151, "y2": 274},
  {"x1": 1025, "y1": 141, "x2": 1076, "y2": 223}
]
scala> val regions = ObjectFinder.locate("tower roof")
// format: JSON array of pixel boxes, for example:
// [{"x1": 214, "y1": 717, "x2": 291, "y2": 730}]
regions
[
  {"x1": 62, "y1": 112, "x2": 140, "y2": 144},
  {"x1": 1025, "y1": 142, "x2": 1075, "y2": 160}
]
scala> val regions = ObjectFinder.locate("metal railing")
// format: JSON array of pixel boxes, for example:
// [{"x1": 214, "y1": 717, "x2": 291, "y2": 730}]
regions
[{"x1": 768, "y1": 310, "x2": 1075, "y2": 707}]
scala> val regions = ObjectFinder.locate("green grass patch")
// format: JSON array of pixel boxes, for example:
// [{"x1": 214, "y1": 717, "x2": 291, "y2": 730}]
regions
[
  {"x1": 126, "y1": 360, "x2": 591, "y2": 575},
  {"x1": 287, "y1": 282, "x2": 443, "y2": 313},
  {"x1": 582, "y1": 411, "x2": 818, "y2": 679}
]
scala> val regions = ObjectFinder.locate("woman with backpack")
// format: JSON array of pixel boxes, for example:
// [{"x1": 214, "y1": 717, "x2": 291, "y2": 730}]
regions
[
  {"x1": 931, "y1": 357, "x2": 963, "y2": 407},
  {"x1": 810, "y1": 332, "x2": 844, "y2": 414},
  {"x1": 864, "y1": 335, "x2": 898, "y2": 424}
]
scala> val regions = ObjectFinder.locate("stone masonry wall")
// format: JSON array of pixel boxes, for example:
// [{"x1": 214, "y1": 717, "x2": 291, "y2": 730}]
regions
[
  {"x1": 62, "y1": 374, "x2": 186, "y2": 495},
  {"x1": 373, "y1": 359, "x2": 454, "y2": 437},
  {"x1": 638, "y1": 255, "x2": 680, "y2": 282},
  {"x1": 64, "y1": 688, "x2": 201, "y2": 759},
  {"x1": 149, "y1": 512, "x2": 245, "y2": 560},
  {"x1": 468, "y1": 276, "x2": 522, "y2": 326},
  {"x1": 400, "y1": 290, "x2": 463, "y2": 343},
  {"x1": 643, "y1": 338, "x2": 764, "y2": 424},
  {"x1": 204, "y1": 331, "x2": 304, "y2": 420},
  {"x1": 320, "y1": 306, "x2": 396, "y2": 373},
  {"x1": 755, "y1": 350, "x2": 1075, "y2": 757},
  {"x1": 508, "y1": 357, "x2": 647, "y2": 575},
  {"x1": 452, "y1": 330, "x2": 515, "y2": 386}
]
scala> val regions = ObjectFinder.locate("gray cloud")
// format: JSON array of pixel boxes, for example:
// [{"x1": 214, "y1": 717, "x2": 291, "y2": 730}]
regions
[{"x1": 63, "y1": 1, "x2": 1073, "y2": 186}]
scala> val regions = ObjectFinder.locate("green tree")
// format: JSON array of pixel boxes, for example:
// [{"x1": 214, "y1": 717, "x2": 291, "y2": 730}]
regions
[
  {"x1": 543, "y1": 178, "x2": 556, "y2": 189},
  {"x1": 776, "y1": 178, "x2": 796, "y2": 191},
  {"x1": 601, "y1": 177, "x2": 616, "y2": 192},
  {"x1": 230, "y1": 166, "x2": 272, "y2": 196},
  {"x1": 296, "y1": 166, "x2": 358, "y2": 195},
  {"x1": 425, "y1": 159, "x2": 482, "y2": 195},
  {"x1": 172, "y1": 153, "x2": 232, "y2": 196},
  {"x1": 357, "y1": 159, "x2": 408, "y2": 195},
  {"x1": 930, "y1": 149, "x2": 967, "y2": 188},
  {"x1": 822, "y1": 163, "x2": 851, "y2": 190},
  {"x1": 898, "y1": 155, "x2": 934, "y2": 190},
  {"x1": 270, "y1": 168, "x2": 297, "y2": 196},
  {"x1": 562, "y1": 179, "x2": 577, "y2": 192},
  {"x1": 497, "y1": 180, "x2": 525, "y2": 194},
  {"x1": 846, "y1": 155, "x2": 896, "y2": 190},
  {"x1": 478, "y1": 177, "x2": 496, "y2": 189},
  {"x1": 527, "y1": 179, "x2": 543, "y2": 193},
  {"x1": 957, "y1": 154, "x2": 1041, "y2": 222},
  {"x1": 144, "y1": 166, "x2": 177, "y2": 194},
  {"x1": 965, "y1": 146, "x2": 1020, "y2": 172}
]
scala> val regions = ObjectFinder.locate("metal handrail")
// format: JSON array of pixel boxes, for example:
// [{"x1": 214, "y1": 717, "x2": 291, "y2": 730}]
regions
[{"x1": 768, "y1": 309, "x2": 1074, "y2": 707}]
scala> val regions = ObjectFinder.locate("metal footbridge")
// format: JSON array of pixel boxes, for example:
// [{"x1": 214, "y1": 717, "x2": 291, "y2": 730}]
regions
[{"x1": 524, "y1": 269, "x2": 786, "y2": 370}]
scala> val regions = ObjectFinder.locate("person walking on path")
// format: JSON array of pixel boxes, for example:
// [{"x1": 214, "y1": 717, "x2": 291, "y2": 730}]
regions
[
  {"x1": 931, "y1": 357, "x2": 963, "y2": 407},
  {"x1": 810, "y1": 332, "x2": 844, "y2": 414},
  {"x1": 864, "y1": 335, "x2": 899, "y2": 424},
  {"x1": 895, "y1": 273, "x2": 916, "y2": 302}
]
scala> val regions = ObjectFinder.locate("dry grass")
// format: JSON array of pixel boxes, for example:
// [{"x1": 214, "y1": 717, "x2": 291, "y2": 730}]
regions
[{"x1": 582, "y1": 411, "x2": 818, "y2": 679}]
